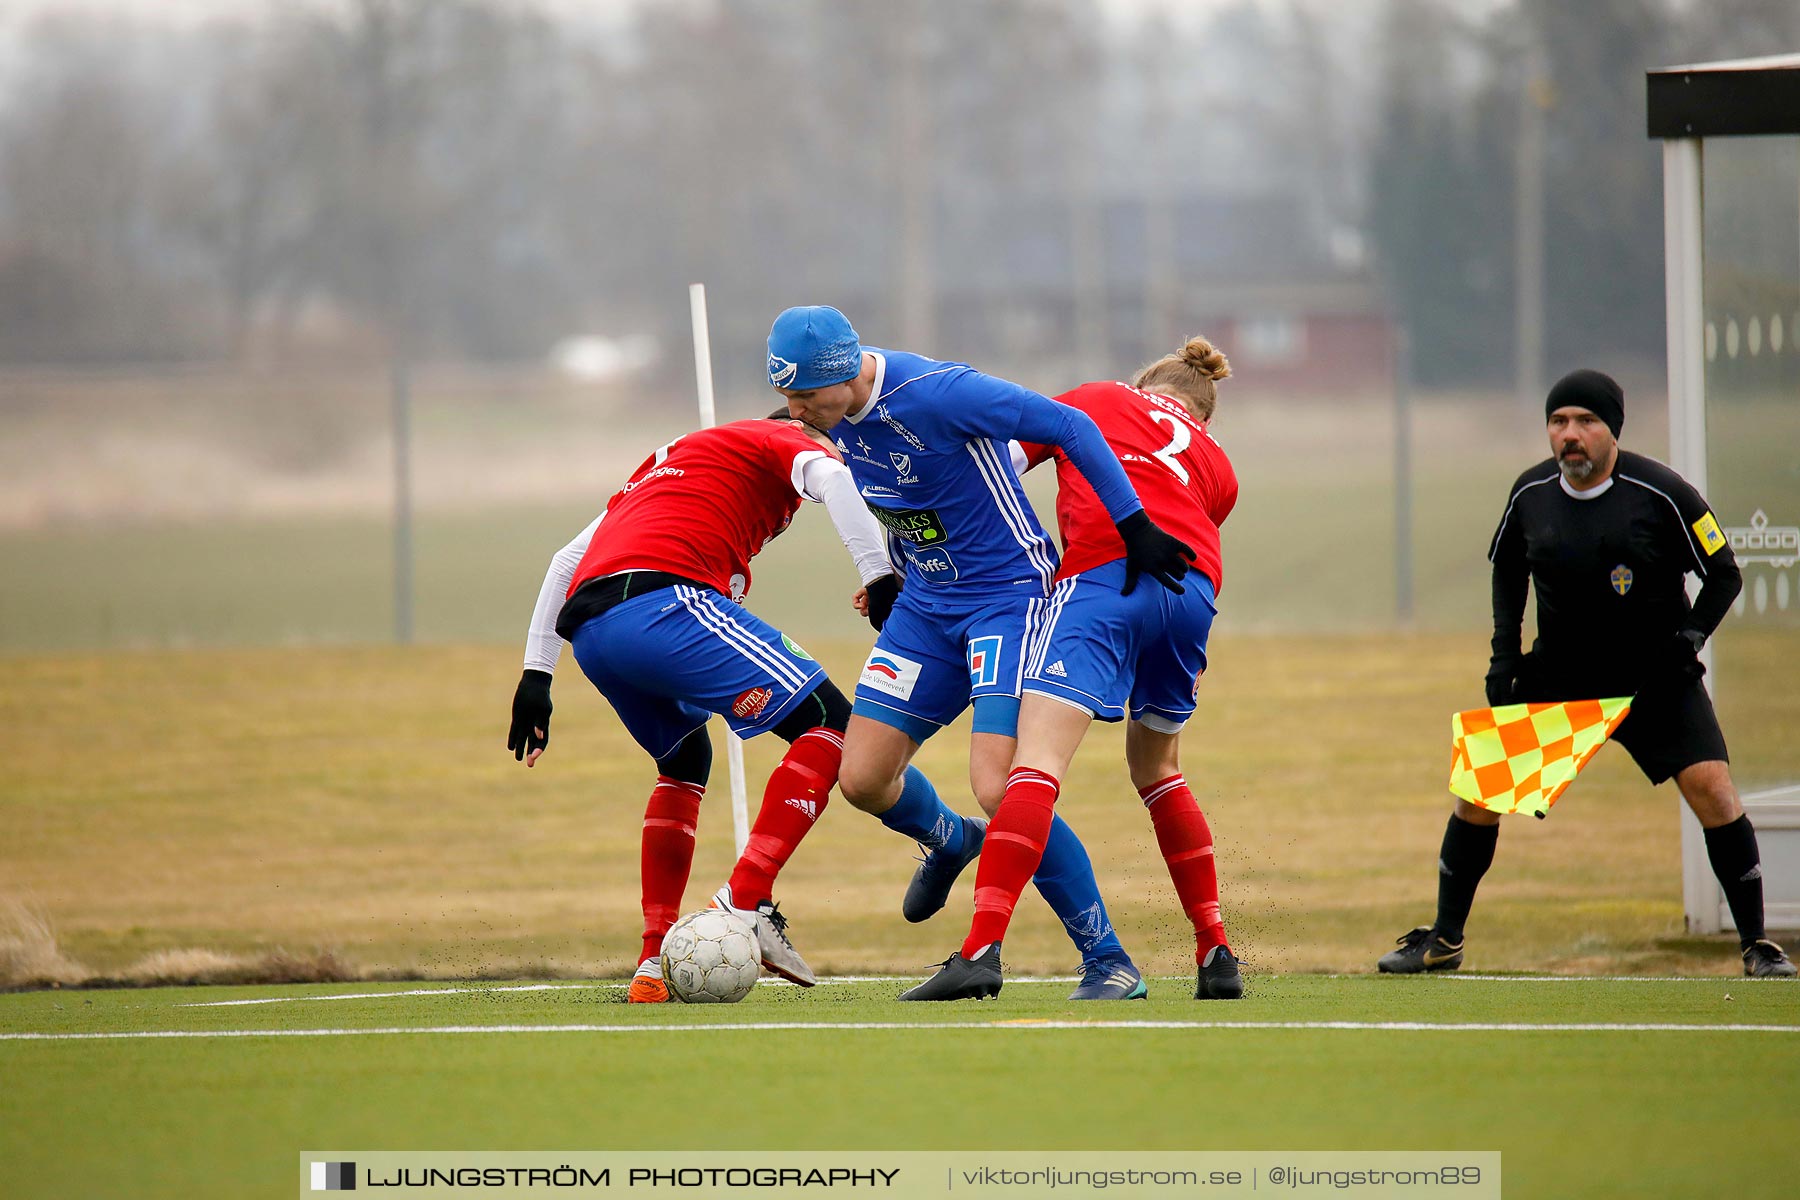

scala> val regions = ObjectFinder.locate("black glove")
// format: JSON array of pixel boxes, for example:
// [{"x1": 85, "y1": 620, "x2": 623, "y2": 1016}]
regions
[
  {"x1": 1656, "y1": 629, "x2": 1706, "y2": 688},
  {"x1": 1484, "y1": 653, "x2": 1522, "y2": 706},
  {"x1": 1116, "y1": 510, "x2": 1196, "y2": 596},
  {"x1": 864, "y1": 573, "x2": 901, "y2": 632},
  {"x1": 507, "y1": 669, "x2": 553, "y2": 761}
]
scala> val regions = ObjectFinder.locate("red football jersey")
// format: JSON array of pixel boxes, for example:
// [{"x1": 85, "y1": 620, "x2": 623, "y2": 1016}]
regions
[
  {"x1": 569, "y1": 419, "x2": 829, "y2": 600},
  {"x1": 1026, "y1": 381, "x2": 1237, "y2": 590}
]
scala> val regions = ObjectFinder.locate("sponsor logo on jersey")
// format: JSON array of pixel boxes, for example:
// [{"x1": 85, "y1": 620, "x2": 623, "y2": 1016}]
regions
[
  {"x1": 784, "y1": 796, "x2": 819, "y2": 821},
  {"x1": 860, "y1": 485, "x2": 903, "y2": 499},
  {"x1": 768, "y1": 354, "x2": 798, "y2": 388},
  {"x1": 889, "y1": 451, "x2": 919, "y2": 484},
  {"x1": 856, "y1": 436, "x2": 874, "y2": 456},
  {"x1": 869, "y1": 506, "x2": 949, "y2": 546},
  {"x1": 1610, "y1": 564, "x2": 1633, "y2": 595},
  {"x1": 859, "y1": 649, "x2": 923, "y2": 700},
  {"x1": 780, "y1": 634, "x2": 813, "y2": 660},
  {"x1": 967, "y1": 635, "x2": 1003, "y2": 688},
  {"x1": 1692, "y1": 511, "x2": 1727, "y2": 556},
  {"x1": 1044, "y1": 659, "x2": 1068, "y2": 678},
  {"x1": 619, "y1": 465, "x2": 685, "y2": 494},
  {"x1": 874, "y1": 403, "x2": 927, "y2": 452},
  {"x1": 910, "y1": 546, "x2": 959, "y2": 582},
  {"x1": 732, "y1": 686, "x2": 774, "y2": 719}
]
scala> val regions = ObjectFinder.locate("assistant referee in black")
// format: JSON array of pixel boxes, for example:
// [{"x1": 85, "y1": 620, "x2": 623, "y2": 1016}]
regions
[{"x1": 1380, "y1": 369, "x2": 1795, "y2": 978}]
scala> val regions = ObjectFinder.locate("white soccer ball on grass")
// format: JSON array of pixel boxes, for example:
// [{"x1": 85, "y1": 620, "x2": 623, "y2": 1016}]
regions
[{"x1": 659, "y1": 908, "x2": 761, "y2": 1003}]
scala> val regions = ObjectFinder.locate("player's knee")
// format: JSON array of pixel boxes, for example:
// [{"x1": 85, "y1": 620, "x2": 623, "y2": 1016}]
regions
[
  {"x1": 1124, "y1": 731, "x2": 1181, "y2": 790},
  {"x1": 972, "y1": 766, "x2": 1015, "y2": 820},
  {"x1": 837, "y1": 755, "x2": 900, "y2": 813},
  {"x1": 654, "y1": 727, "x2": 713, "y2": 787},
  {"x1": 771, "y1": 679, "x2": 852, "y2": 742}
]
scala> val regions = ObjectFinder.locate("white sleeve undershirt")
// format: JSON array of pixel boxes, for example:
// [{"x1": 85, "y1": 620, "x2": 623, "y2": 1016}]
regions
[
  {"x1": 800, "y1": 456, "x2": 894, "y2": 585},
  {"x1": 522, "y1": 513, "x2": 603, "y2": 674}
]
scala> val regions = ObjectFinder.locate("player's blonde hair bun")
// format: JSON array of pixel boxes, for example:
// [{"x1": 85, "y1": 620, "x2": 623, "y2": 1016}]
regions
[
  {"x1": 1180, "y1": 336, "x2": 1231, "y2": 381},
  {"x1": 1132, "y1": 333, "x2": 1232, "y2": 421}
]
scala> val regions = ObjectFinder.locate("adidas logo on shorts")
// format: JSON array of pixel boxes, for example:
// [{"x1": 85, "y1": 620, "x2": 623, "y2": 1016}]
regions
[{"x1": 1045, "y1": 660, "x2": 1068, "y2": 678}]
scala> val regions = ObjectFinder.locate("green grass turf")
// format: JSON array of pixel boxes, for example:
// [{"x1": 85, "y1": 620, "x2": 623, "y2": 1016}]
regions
[
  {"x1": 2, "y1": 976, "x2": 1796, "y2": 1200},
  {"x1": 5, "y1": 633, "x2": 1800, "y2": 982}
]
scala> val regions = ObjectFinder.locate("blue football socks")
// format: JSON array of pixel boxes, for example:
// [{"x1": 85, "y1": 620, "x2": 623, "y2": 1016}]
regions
[
  {"x1": 877, "y1": 765, "x2": 967, "y2": 855},
  {"x1": 1032, "y1": 814, "x2": 1127, "y2": 964}
]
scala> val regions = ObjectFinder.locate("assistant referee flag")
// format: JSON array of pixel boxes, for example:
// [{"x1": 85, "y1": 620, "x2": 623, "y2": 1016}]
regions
[{"x1": 1448, "y1": 698, "x2": 1632, "y2": 818}]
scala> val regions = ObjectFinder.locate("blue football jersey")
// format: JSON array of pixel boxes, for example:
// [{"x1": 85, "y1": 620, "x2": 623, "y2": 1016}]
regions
[{"x1": 824, "y1": 349, "x2": 1059, "y2": 598}]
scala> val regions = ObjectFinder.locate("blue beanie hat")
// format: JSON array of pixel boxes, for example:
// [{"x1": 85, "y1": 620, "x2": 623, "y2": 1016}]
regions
[{"x1": 767, "y1": 306, "x2": 862, "y2": 390}]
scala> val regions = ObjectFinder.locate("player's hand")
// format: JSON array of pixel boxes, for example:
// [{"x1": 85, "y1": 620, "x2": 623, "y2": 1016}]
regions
[
  {"x1": 852, "y1": 588, "x2": 870, "y2": 617},
  {"x1": 864, "y1": 573, "x2": 902, "y2": 631},
  {"x1": 1116, "y1": 510, "x2": 1195, "y2": 596},
  {"x1": 1484, "y1": 654, "x2": 1522, "y2": 706},
  {"x1": 508, "y1": 669, "x2": 553, "y2": 766},
  {"x1": 1655, "y1": 629, "x2": 1706, "y2": 689}
]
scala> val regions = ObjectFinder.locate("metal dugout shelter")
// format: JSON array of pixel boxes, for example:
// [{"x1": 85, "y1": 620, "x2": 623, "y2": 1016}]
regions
[{"x1": 1649, "y1": 54, "x2": 1800, "y2": 934}]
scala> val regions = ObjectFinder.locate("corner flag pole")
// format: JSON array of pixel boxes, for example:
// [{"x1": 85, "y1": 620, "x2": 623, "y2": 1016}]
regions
[{"x1": 690, "y1": 283, "x2": 752, "y2": 856}]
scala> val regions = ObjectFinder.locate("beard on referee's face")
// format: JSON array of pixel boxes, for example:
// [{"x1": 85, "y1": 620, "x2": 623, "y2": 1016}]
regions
[{"x1": 1548, "y1": 405, "x2": 1616, "y2": 486}]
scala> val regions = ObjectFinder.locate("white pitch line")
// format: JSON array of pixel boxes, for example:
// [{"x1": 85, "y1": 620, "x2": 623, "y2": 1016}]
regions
[
  {"x1": 1328, "y1": 973, "x2": 1781, "y2": 983},
  {"x1": 1440, "y1": 974, "x2": 1780, "y2": 983},
  {"x1": 181, "y1": 983, "x2": 618, "y2": 1008},
  {"x1": 6, "y1": 1019, "x2": 1798, "y2": 1043}
]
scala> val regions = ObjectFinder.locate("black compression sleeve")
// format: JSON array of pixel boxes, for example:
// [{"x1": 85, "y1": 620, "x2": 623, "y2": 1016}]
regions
[
  {"x1": 1488, "y1": 520, "x2": 1528, "y2": 661},
  {"x1": 1685, "y1": 548, "x2": 1742, "y2": 641}
]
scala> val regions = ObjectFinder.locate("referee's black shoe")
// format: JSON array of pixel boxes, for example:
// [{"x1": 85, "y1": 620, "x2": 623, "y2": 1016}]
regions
[
  {"x1": 1195, "y1": 944, "x2": 1244, "y2": 1000},
  {"x1": 1743, "y1": 940, "x2": 1798, "y2": 978},
  {"x1": 1377, "y1": 926, "x2": 1464, "y2": 974},
  {"x1": 897, "y1": 945, "x2": 1003, "y2": 1001}
]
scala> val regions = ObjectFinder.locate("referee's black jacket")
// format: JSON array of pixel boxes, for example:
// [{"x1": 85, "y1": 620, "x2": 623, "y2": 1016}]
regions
[{"x1": 1489, "y1": 450, "x2": 1742, "y2": 693}]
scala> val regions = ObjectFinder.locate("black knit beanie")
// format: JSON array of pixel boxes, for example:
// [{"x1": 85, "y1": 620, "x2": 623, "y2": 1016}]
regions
[{"x1": 1545, "y1": 369, "x2": 1623, "y2": 438}]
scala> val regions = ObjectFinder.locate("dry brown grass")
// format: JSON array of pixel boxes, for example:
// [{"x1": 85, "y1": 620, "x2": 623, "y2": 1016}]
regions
[
  {"x1": 0, "y1": 901, "x2": 363, "y2": 991},
  {"x1": 1, "y1": 632, "x2": 1794, "y2": 990},
  {"x1": 0, "y1": 901, "x2": 89, "y2": 989}
]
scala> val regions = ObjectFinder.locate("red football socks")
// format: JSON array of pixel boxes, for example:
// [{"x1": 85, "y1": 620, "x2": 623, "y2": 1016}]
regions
[
  {"x1": 726, "y1": 727, "x2": 843, "y2": 909},
  {"x1": 962, "y1": 767, "x2": 1060, "y2": 958},
  {"x1": 640, "y1": 777, "x2": 704, "y2": 964},
  {"x1": 1140, "y1": 774, "x2": 1228, "y2": 959}
]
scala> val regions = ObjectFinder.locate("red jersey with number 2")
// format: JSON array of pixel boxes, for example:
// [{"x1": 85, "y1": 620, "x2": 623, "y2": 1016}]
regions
[
  {"x1": 1024, "y1": 381, "x2": 1237, "y2": 591},
  {"x1": 568, "y1": 419, "x2": 827, "y2": 601}
]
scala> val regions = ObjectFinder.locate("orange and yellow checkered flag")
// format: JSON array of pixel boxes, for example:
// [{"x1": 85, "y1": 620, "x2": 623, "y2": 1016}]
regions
[{"x1": 1448, "y1": 698, "x2": 1632, "y2": 818}]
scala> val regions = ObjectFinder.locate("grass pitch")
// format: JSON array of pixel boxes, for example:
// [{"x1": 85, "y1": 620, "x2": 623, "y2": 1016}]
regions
[
  {"x1": 4, "y1": 632, "x2": 1798, "y2": 986},
  {"x1": 3, "y1": 975, "x2": 1796, "y2": 1200}
]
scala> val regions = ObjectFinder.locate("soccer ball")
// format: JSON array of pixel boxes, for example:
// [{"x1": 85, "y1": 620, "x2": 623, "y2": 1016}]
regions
[{"x1": 659, "y1": 908, "x2": 761, "y2": 1003}]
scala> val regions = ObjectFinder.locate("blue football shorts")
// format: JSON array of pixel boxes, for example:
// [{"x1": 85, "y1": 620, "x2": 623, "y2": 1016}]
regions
[
  {"x1": 1022, "y1": 560, "x2": 1217, "y2": 733},
  {"x1": 569, "y1": 583, "x2": 824, "y2": 759},
  {"x1": 851, "y1": 586, "x2": 1050, "y2": 743}
]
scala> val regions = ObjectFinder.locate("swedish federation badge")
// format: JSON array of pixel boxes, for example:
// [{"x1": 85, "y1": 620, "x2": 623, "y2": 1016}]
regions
[{"x1": 1610, "y1": 564, "x2": 1633, "y2": 595}]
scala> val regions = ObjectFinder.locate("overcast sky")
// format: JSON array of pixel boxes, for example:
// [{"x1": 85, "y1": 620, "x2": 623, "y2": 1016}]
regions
[{"x1": 0, "y1": 0, "x2": 1269, "y2": 31}]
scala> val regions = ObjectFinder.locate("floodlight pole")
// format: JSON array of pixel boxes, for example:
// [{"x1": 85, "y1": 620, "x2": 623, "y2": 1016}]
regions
[{"x1": 691, "y1": 283, "x2": 752, "y2": 856}]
